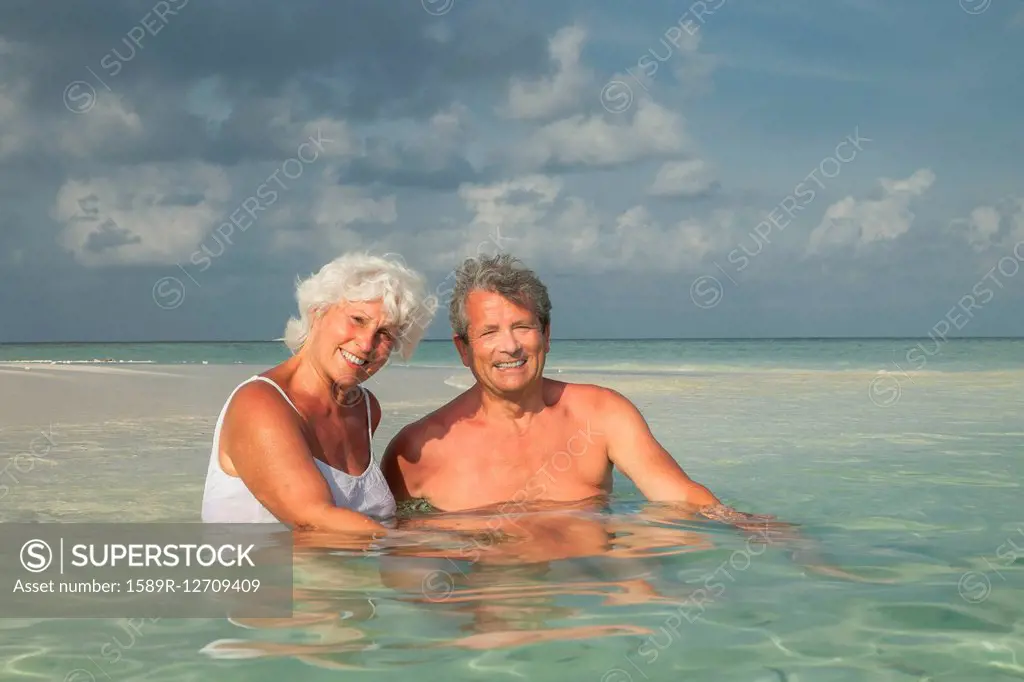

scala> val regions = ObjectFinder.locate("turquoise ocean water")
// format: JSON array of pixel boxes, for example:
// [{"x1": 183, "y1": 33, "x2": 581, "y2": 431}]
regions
[
  {"x1": 1, "y1": 339, "x2": 1022, "y2": 681},
  {"x1": 4, "y1": 337, "x2": 1024, "y2": 372}
]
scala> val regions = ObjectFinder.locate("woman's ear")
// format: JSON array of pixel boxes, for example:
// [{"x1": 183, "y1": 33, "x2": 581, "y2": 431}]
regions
[{"x1": 307, "y1": 306, "x2": 325, "y2": 334}]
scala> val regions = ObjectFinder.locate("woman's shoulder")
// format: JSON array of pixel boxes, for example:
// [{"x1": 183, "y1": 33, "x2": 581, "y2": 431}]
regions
[{"x1": 223, "y1": 376, "x2": 303, "y2": 432}]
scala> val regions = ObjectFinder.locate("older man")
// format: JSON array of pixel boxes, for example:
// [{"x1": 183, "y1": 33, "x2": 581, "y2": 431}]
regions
[{"x1": 382, "y1": 254, "x2": 759, "y2": 525}]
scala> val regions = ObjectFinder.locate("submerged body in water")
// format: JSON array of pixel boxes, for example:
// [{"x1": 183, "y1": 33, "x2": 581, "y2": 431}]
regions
[
  {"x1": 209, "y1": 497, "x2": 892, "y2": 671},
  {"x1": 218, "y1": 499, "x2": 739, "y2": 664},
  {"x1": 391, "y1": 495, "x2": 713, "y2": 563}
]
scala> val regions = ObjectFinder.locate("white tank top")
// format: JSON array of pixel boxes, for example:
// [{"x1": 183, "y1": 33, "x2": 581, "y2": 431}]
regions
[{"x1": 201, "y1": 375, "x2": 397, "y2": 524}]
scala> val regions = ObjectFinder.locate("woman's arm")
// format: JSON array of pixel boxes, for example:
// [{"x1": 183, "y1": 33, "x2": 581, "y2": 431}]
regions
[{"x1": 219, "y1": 382, "x2": 386, "y2": 534}]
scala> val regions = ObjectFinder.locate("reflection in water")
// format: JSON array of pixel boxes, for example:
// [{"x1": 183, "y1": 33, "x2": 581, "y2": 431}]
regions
[
  {"x1": 199, "y1": 501, "x2": 898, "y2": 672},
  {"x1": 202, "y1": 586, "x2": 385, "y2": 670},
  {"x1": 200, "y1": 501, "x2": 730, "y2": 670}
]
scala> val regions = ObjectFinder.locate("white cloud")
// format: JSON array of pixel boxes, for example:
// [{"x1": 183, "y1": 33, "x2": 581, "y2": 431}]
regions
[
  {"x1": 52, "y1": 163, "x2": 233, "y2": 267},
  {"x1": 312, "y1": 186, "x2": 397, "y2": 231},
  {"x1": 502, "y1": 25, "x2": 591, "y2": 121},
  {"x1": 449, "y1": 174, "x2": 562, "y2": 267},
  {"x1": 453, "y1": 174, "x2": 729, "y2": 272},
  {"x1": 962, "y1": 205, "x2": 1002, "y2": 251},
  {"x1": 607, "y1": 205, "x2": 733, "y2": 270},
  {"x1": 273, "y1": 184, "x2": 398, "y2": 254},
  {"x1": 514, "y1": 98, "x2": 690, "y2": 170},
  {"x1": 420, "y1": 102, "x2": 473, "y2": 167},
  {"x1": 429, "y1": 102, "x2": 471, "y2": 143},
  {"x1": 1, "y1": 67, "x2": 148, "y2": 161},
  {"x1": 647, "y1": 159, "x2": 715, "y2": 197},
  {"x1": 951, "y1": 198, "x2": 1024, "y2": 251},
  {"x1": 275, "y1": 106, "x2": 474, "y2": 257},
  {"x1": 56, "y1": 96, "x2": 145, "y2": 158},
  {"x1": 459, "y1": 174, "x2": 563, "y2": 230},
  {"x1": 319, "y1": 103, "x2": 474, "y2": 180},
  {"x1": 806, "y1": 168, "x2": 936, "y2": 254}
]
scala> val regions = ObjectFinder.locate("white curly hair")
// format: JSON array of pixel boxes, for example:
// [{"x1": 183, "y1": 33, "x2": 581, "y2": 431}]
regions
[{"x1": 283, "y1": 252, "x2": 437, "y2": 361}]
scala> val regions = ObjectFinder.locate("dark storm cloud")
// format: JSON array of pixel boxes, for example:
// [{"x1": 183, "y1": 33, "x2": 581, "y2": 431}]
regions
[
  {"x1": 1, "y1": 0, "x2": 549, "y2": 169},
  {"x1": 0, "y1": 0, "x2": 561, "y2": 341},
  {"x1": 5, "y1": 0, "x2": 547, "y2": 113}
]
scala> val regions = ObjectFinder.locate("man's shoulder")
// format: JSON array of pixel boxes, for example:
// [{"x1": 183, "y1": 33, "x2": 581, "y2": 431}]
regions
[
  {"x1": 548, "y1": 378, "x2": 630, "y2": 414},
  {"x1": 383, "y1": 398, "x2": 461, "y2": 462}
]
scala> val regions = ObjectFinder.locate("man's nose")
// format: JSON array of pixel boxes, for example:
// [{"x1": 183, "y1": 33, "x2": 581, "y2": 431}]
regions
[{"x1": 494, "y1": 328, "x2": 521, "y2": 353}]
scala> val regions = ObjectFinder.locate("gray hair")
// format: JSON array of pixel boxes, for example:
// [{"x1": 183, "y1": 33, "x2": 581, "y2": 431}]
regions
[
  {"x1": 284, "y1": 251, "x2": 437, "y2": 361},
  {"x1": 449, "y1": 254, "x2": 551, "y2": 340}
]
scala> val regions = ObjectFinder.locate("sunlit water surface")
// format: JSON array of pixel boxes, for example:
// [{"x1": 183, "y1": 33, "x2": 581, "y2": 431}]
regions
[{"x1": 1, "y1": 353, "x2": 1022, "y2": 681}]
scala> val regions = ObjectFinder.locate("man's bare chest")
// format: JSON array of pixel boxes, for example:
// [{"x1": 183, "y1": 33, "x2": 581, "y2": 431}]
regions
[{"x1": 421, "y1": 418, "x2": 608, "y2": 507}]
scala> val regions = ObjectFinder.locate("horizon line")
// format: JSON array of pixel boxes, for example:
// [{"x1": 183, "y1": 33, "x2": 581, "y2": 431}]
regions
[{"x1": 4, "y1": 335, "x2": 1024, "y2": 345}]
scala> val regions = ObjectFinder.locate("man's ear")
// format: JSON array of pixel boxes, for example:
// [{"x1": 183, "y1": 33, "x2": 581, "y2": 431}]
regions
[{"x1": 453, "y1": 334, "x2": 470, "y2": 368}]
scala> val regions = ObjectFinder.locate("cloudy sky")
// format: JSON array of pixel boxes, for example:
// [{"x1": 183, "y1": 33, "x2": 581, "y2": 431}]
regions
[{"x1": 2, "y1": 0, "x2": 1023, "y2": 342}]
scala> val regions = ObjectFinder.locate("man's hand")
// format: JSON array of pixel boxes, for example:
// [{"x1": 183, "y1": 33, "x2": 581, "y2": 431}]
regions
[{"x1": 697, "y1": 503, "x2": 801, "y2": 543}]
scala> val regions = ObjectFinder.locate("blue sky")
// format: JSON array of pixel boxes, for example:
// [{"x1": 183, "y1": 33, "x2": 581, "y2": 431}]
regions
[{"x1": 1, "y1": 0, "x2": 1022, "y2": 341}]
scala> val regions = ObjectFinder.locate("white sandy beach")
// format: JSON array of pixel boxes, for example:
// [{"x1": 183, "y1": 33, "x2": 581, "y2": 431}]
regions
[{"x1": 0, "y1": 362, "x2": 469, "y2": 430}]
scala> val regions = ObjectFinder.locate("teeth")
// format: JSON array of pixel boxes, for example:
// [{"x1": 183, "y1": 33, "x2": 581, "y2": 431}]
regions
[
  {"x1": 495, "y1": 359, "x2": 525, "y2": 368},
  {"x1": 339, "y1": 349, "x2": 366, "y2": 366}
]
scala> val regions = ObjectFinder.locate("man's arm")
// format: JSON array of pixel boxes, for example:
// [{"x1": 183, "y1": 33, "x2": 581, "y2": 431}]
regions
[
  {"x1": 597, "y1": 389, "x2": 889, "y2": 581},
  {"x1": 601, "y1": 388, "x2": 722, "y2": 508},
  {"x1": 600, "y1": 388, "x2": 806, "y2": 540}
]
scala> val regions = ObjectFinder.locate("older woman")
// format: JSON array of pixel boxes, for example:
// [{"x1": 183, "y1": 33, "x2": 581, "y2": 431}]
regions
[{"x1": 201, "y1": 252, "x2": 436, "y2": 532}]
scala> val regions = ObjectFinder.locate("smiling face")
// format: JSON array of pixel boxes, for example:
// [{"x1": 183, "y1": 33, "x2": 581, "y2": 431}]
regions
[
  {"x1": 306, "y1": 298, "x2": 398, "y2": 387},
  {"x1": 454, "y1": 289, "x2": 550, "y2": 396}
]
